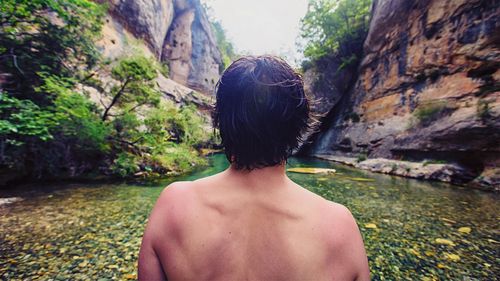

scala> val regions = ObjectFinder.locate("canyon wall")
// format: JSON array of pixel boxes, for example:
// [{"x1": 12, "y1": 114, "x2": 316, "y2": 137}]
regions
[
  {"x1": 97, "y1": 0, "x2": 222, "y2": 94},
  {"x1": 305, "y1": 0, "x2": 500, "y2": 189}
]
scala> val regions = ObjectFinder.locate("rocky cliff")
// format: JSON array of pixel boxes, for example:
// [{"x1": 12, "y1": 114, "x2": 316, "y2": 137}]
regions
[
  {"x1": 97, "y1": 0, "x2": 222, "y2": 94},
  {"x1": 305, "y1": 0, "x2": 500, "y2": 189}
]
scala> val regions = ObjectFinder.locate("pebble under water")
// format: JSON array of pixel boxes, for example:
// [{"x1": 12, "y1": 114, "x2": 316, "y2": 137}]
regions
[{"x1": 0, "y1": 154, "x2": 499, "y2": 280}]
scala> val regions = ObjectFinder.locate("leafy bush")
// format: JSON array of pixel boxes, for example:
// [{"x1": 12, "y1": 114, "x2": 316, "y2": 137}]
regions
[
  {"x1": 300, "y1": 0, "x2": 371, "y2": 65},
  {"x1": 211, "y1": 20, "x2": 237, "y2": 71},
  {"x1": 103, "y1": 100, "x2": 210, "y2": 178},
  {"x1": 145, "y1": 101, "x2": 209, "y2": 147},
  {"x1": 0, "y1": 93, "x2": 55, "y2": 143},
  {"x1": 412, "y1": 102, "x2": 450, "y2": 126},
  {"x1": 160, "y1": 62, "x2": 170, "y2": 78},
  {"x1": 102, "y1": 56, "x2": 161, "y2": 121},
  {"x1": 48, "y1": 77, "x2": 111, "y2": 153},
  {"x1": 477, "y1": 99, "x2": 491, "y2": 120},
  {"x1": 150, "y1": 144, "x2": 207, "y2": 175},
  {"x1": 357, "y1": 153, "x2": 367, "y2": 162},
  {"x1": 0, "y1": 0, "x2": 105, "y2": 99},
  {"x1": 0, "y1": 1, "x2": 210, "y2": 181},
  {"x1": 111, "y1": 152, "x2": 140, "y2": 178}
]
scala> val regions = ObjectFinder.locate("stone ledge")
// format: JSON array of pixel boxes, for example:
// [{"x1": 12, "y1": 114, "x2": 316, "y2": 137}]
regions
[{"x1": 312, "y1": 154, "x2": 497, "y2": 191}]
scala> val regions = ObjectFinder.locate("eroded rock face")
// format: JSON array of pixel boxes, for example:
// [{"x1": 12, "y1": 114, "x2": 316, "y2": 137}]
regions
[
  {"x1": 163, "y1": 0, "x2": 223, "y2": 94},
  {"x1": 314, "y1": 154, "x2": 477, "y2": 186},
  {"x1": 105, "y1": 0, "x2": 174, "y2": 56},
  {"x1": 102, "y1": 0, "x2": 223, "y2": 94},
  {"x1": 307, "y1": 0, "x2": 500, "y2": 189},
  {"x1": 303, "y1": 58, "x2": 358, "y2": 118},
  {"x1": 162, "y1": 9, "x2": 195, "y2": 85}
]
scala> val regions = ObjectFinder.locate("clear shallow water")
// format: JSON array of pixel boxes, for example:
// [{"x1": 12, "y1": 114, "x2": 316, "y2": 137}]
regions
[{"x1": 0, "y1": 154, "x2": 498, "y2": 280}]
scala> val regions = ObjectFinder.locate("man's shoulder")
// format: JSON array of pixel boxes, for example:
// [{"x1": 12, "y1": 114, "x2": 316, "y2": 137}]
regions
[
  {"x1": 294, "y1": 184, "x2": 355, "y2": 223},
  {"x1": 157, "y1": 180, "x2": 194, "y2": 205},
  {"x1": 158, "y1": 174, "x2": 218, "y2": 203},
  {"x1": 320, "y1": 202, "x2": 370, "y2": 280},
  {"x1": 152, "y1": 181, "x2": 198, "y2": 230},
  {"x1": 325, "y1": 201, "x2": 356, "y2": 223},
  {"x1": 321, "y1": 201, "x2": 362, "y2": 248}
]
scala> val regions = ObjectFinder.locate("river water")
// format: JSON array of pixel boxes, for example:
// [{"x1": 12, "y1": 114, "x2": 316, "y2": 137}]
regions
[{"x1": 0, "y1": 154, "x2": 498, "y2": 280}]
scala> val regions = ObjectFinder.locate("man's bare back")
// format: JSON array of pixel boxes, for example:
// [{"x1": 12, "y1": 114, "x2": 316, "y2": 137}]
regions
[{"x1": 139, "y1": 165, "x2": 370, "y2": 281}]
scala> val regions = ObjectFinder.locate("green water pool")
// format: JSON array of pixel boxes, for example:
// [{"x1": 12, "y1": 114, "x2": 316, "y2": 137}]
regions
[{"x1": 0, "y1": 154, "x2": 498, "y2": 280}]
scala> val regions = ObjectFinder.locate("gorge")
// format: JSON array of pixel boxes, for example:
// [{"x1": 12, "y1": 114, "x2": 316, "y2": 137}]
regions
[
  {"x1": 0, "y1": 0, "x2": 497, "y2": 190},
  {"x1": 301, "y1": 0, "x2": 499, "y2": 190},
  {"x1": 1, "y1": 1, "x2": 499, "y2": 280},
  {"x1": 99, "y1": 0, "x2": 499, "y2": 190}
]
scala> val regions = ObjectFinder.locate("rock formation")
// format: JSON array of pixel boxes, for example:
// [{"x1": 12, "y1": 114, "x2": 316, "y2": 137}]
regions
[
  {"x1": 98, "y1": 0, "x2": 223, "y2": 94},
  {"x1": 162, "y1": 0, "x2": 223, "y2": 93},
  {"x1": 105, "y1": 0, "x2": 174, "y2": 56},
  {"x1": 305, "y1": 0, "x2": 500, "y2": 189}
]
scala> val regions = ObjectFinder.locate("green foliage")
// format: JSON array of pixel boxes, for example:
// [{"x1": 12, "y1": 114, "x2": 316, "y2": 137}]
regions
[
  {"x1": 101, "y1": 56, "x2": 161, "y2": 121},
  {"x1": 136, "y1": 101, "x2": 209, "y2": 175},
  {"x1": 0, "y1": 82, "x2": 111, "y2": 176},
  {"x1": 0, "y1": 2, "x2": 210, "y2": 181},
  {"x1": 412, "y1": 102, "x2": 449, "y2": 125},
  {"x1": 145, "y1": 102, "x2": 208, "y2": 147},
  {"x1": 0, "y1": 0, "x2": 105, "y2": 99},
  {"x1": 52, "y1": 87, "x2": 111, "y2": 153},
  {"x1": 0, "y1": 93, "x2": 55, "y2": 143},
  {"x1": 300, "y1": 0, "x2": 371, "y2": 66},
  {"x1": 211, "y1": 20, "x2": 237, "y2": 72},
  {"x1": 150, "y1": 143, "x2": 207, "y2": 175},
  {"x1": 158, "y1": 62, "x2": 170, "y2": 78},
  {"x1": 111, "y1": 56, "x2": 157, "y2": 81},
  {"x1": 356, "y1": 153, "x2": 367, "y2": 163},
  {"x1": 105, "y1": 100, "x2": 210, "y2": 178},
  {"x1": 111, "y1": 152, "x2": 140, "y2": 178},
  {"x1": 477, "y1": 99, "x2": 491, "y2": 120}
]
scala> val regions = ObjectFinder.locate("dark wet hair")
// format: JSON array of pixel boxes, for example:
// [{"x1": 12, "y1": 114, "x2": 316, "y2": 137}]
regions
[{"x1": 212, "y1": 55, "x2": 310, "y2": 170}]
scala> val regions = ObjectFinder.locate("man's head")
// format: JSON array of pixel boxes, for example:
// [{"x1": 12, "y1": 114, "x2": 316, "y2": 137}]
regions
[{"x1": 213, "y1": 55, "x2": 310, "y2": 170}]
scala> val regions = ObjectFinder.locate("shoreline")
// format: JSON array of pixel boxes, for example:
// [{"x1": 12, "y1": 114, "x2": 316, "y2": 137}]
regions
[{"x1": 312, "y1": 154, "x2": 499, "y2": 192}]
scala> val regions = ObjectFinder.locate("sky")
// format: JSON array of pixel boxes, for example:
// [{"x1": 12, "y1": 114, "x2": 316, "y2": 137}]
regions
[{"x1": 201, "y1": 0, "x2": 309, "y2": 66}]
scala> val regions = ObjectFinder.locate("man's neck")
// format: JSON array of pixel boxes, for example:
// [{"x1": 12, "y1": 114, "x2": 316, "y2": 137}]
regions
[{"x1": 225, "y1": 163, "x2": 288, "y2": 188}]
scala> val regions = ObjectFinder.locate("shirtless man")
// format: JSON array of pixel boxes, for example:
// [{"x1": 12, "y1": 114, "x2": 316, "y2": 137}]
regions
[{"x1": 138, "y1": 56, "x2": 370, "y2": 281}]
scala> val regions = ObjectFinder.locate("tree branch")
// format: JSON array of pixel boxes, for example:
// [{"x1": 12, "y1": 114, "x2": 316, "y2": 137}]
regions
[{"x1": 101, "y1": 78, "x2": 130, "y2": 121}]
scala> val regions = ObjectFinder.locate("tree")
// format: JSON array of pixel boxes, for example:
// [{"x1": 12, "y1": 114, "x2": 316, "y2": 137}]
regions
[
  {"x1": 101, "y1": 56, "x2": 161, "y2": 121},
  {"x1": 0, "y1": 0, "x2": 106, "y2": 177},
  {"x1": 0, "y1": 0, "x2": 105, "y2": 100},
  {"x1": 300, "y1": 0, "x2": 371, "y2": 67},
  {"x1": 0, "y1": 1, "x2": 209, "y2": 180},
  {"x1": 211, "y1": 20, "x2": 237, "y2": 71}
]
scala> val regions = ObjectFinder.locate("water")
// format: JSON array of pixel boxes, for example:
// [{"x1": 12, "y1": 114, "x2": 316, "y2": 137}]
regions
[{"x1": 0, "y1": 154, "x2": 498, "y2": 280}]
